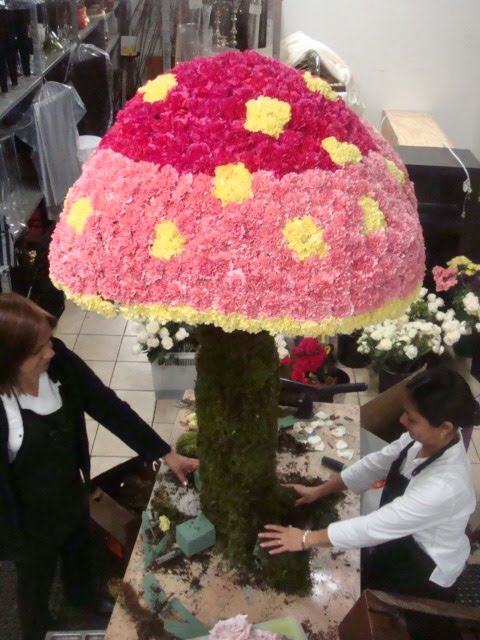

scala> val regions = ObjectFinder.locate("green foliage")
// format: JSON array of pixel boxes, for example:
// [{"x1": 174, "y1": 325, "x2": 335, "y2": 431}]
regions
[{"x1": 175, "y1": 431, "x2": 198, "y2": 458}]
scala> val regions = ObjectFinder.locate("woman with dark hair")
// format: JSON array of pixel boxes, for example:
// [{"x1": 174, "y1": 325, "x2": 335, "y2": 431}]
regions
[
  {"x1": 0, "y1": 292, "x2": 198, "y2": 640},
  {"x1": 260, "y1": 367, "x2": 478, "y2": 639}
]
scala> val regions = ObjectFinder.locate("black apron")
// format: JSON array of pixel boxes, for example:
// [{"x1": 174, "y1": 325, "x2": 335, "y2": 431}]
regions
[
  {"x1": 364, "y1": 437, "x2": 461, "y2": 640},
  {"x1": 9, "y1": 387, "x2": 87, "y2": 544}
]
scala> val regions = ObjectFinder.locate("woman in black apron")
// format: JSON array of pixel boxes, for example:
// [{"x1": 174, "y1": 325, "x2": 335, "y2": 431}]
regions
[
  {"x1": 260, "y1": 368, "x2": 478, "y2": 639},
  {"x1": 0, "y1": 293, "x2": 199, "y2": 640}
]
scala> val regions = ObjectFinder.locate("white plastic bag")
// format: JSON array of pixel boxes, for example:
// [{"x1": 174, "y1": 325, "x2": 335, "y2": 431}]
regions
[{"x1": 280, "y1": 31, "x2": 364, "y2": 115}]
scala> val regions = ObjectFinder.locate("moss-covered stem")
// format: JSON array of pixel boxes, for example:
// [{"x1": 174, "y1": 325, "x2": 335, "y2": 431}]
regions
[{"x1": 195, "y1": 325, "x2": 281, "y2": 566}]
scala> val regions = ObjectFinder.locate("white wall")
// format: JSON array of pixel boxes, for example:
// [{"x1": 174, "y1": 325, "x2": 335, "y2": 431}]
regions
[{"x1": 281, "y1": 0, "x2": 480, "y2": 160}]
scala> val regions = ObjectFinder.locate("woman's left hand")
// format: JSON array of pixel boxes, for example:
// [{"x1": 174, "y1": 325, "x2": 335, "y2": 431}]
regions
[
  {"x1": 158, "y1": 451, "x2": 200, "y2": 485},
  {"x1": 258, "y1": 524, "x2": 304, "y2": 554}
]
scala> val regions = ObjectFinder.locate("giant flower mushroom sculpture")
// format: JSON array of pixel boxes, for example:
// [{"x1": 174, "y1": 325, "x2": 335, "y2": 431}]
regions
[{"x1": 50, "y1": 51, "x2": 425, "y2": 590}]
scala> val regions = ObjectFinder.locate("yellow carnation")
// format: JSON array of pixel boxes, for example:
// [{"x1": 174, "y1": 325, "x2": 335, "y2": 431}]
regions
[
  {"x1": 212, "y1": 163, "x2": 253, "y2": 206},
  {"x1": 282, "y1": 216, "x2": 328, "y2": 261},
  {"x1": 322, "y1": 137, "x2": 362, "y2": 167},
  {"x1": 303, "y1": 72, "x2": 338, "y2": 101},
  {"x1": 66, "y1": 197, "x2": 94, "y2": 235},
  {"x1": 244, "y1": 96, "x2": 292, "y2": 138},
  {"x1": 385, "y1": 159, "x2": 406, "y2": 186},
  {"x1": 359, "y1": 196, "x2": 387, "y2": 234},
  {"x1": 138, "y1": 74, "x2": 177, "y2": 103},
  {"x1": 159, "y1": 516, "x2": 171, "y2": 532},
  {"x1": 150, "y1": 221, "x2": 186, "y2": 260}
]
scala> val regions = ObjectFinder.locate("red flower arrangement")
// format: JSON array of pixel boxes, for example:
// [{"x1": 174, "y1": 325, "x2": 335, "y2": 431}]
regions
[{"x1": 281, "y1": 338, "x2": 336, "y2": 386}]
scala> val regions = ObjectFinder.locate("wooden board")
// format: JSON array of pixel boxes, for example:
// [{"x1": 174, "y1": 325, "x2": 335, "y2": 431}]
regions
[{"x1": 381, "y1": 111, "x2": 452, "y2": 148}]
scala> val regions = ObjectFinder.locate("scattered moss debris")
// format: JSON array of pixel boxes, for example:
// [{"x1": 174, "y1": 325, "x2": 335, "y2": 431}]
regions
[
  {"x1": 150, "y1": 484, "x2": 184, "y2": 528},
  {"x1": 110, "y1": 580, "x2": 173, "y2": 640},
  {"x1": 277, "y1": 429, "x2": 308, "y2": 455},
  {"x1": 301, "y1": 620, "x2": 339, "y2": 640}
]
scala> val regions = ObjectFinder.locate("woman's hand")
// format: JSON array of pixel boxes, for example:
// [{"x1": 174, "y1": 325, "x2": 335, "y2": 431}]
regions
[
  {"x1": 160, "y1": 451, "x2": 199, "y2": 485},
  {"x1": 258, "y1": 524, "x2": 303, "y2": 554},
  {"x1": 282, "y1": 483, "x2": 325, "y2": 506}
]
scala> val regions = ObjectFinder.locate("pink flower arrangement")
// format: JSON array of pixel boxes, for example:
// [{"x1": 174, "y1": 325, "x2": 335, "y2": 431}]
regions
[
  {"x1": 49, "y1": 51, "x2": 425, "y2": 337},
  {"x1": 209, "y1": 615, "x2": 278, "y2": 640}
]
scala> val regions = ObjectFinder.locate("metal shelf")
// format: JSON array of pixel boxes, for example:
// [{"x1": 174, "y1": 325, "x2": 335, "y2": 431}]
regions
[
  {"x1": 1, "y1": 185, "x2": 44, "y2": 233},
  {"x1": 0, "y1": 48, "x2": 70, "y2": 122},
  {"x1": 0, "y1": 10, "x2": 113, "y2": 123}
]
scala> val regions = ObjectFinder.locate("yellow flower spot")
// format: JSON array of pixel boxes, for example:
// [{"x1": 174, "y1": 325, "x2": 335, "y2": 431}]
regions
[
  {"x1": 448, "y1": 256, "x2": 473, "y2": 269},
  {"x1": 54, "y1": 279, "x2": 422, "y2": 339},
  {"x1": 447, "y1": 255, "x2": 480, "y2": 275},
  {"x1": 283, "y1": 216, "x2": 328, "y2": 261},
  {"x1": 212, "y1": 163, "x2": 253, "y2": 206},
  {"x1": 159, "y1": 516, "x2": 171, "y2": 533},
  {"x1": 385, "y1": 159, "x2": 406, "y2": 186},
  {"x1": 138, "y1": 73, "x2": 177, "y2": 103},
  {"x1": 66, "y1": 197, "x2": 94, "y2": 235},
  {"x1": 150, "y1": 220, "x2": 186, "y2": 260},
  {"x1": 322, "y1": 136, "x2": 362, "y2": 167},
  {"x1": 303, "y1": 72, "x2": 338, "y2": 101},
  {"x1": 244, "y1": 96, "x2": 292, "y2": 139},
  {"x1": 359, "y1": 196, "x2": 387, "y2": 234}
]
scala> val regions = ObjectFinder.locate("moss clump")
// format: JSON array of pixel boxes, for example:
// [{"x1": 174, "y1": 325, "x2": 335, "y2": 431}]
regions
[{"x1": 175, "y1": 431, "x2": 198, "y2": 458}]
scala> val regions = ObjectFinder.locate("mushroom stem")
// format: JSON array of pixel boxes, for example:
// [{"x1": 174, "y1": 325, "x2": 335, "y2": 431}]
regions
[{"x1": 195, "y1": 325, "x2": 310, "y2": 592}]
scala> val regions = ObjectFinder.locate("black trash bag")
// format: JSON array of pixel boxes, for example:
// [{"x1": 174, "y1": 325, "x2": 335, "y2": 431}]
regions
[{"x1": 66, "y1": 43, "x2": 113, "y2": 137}]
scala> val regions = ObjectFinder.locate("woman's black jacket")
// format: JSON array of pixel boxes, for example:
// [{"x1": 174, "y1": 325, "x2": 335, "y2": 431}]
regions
[{"x1": 0, "y1": 338, "x2": 171, "y2": 559}]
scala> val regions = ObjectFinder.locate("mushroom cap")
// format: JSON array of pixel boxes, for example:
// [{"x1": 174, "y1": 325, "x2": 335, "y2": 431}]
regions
[{"x1": 49, "y1": 51, "x2": 424, "y2": 336}]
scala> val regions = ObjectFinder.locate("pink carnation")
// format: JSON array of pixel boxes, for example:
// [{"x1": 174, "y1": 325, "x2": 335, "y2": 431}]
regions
[
  {"x1": 209, "y1": 615, "x2": 252, "y2": 640},
  {"x1": 432, "y1": 265, "x2": 458, "y2": 292}
]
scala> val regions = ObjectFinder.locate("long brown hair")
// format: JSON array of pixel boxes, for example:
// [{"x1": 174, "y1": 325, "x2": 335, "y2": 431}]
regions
[{"x1": 0, "y1": 293, "x2": 58, "y2": 396}]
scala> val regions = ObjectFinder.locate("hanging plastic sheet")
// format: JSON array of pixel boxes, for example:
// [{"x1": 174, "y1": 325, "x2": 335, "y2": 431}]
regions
[
  {"x1": 16, "y1": 82, "x2": 86, "y2": 214},
  {"x1": 280, "y1": 31, "x2": 364, "y2": 115},
  {"x1": 66, "y1": 43, "x2": 114, "y2": 137}
]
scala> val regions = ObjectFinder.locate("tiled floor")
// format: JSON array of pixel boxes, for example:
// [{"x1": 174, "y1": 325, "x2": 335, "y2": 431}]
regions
[{"x1": 55, "y1": 301, "x2": 480, "y2": 506}]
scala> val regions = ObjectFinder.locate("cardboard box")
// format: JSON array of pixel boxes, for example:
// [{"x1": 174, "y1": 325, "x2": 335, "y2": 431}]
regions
[
  {"x1": 339, "y1": 589, "x2": 480, "y2": 639},
  {"x1": 89, "y1": 487, "x2": 139, "y2": 561},
  {"x1": 360, "y1": 373, "x2": 418, "y2": 443},
  {"x1": 89, "y1": 457, "x2": 156, "y2": 562}
]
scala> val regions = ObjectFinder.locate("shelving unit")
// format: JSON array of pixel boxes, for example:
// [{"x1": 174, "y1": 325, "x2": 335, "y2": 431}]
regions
[{"x1": 0, "y1": 6, "x2": 118, "y2": 122}]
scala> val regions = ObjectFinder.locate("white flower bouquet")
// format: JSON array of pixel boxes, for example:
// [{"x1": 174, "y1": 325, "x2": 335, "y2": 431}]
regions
[
  {"x1": 433, "y1": 256, "x2": 480, "y2": 332},
  {"x1": 357, "y1": 289, "x2": 468, "y2": 373},
  {"x1": 133, "y1": 320, "x2": 197, "y2": 365}
]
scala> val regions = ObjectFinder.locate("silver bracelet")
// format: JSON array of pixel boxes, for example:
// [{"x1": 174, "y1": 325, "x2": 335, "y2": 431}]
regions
[{"x1": 301, "y1": 529, "x2": 311, "y2": 550}]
